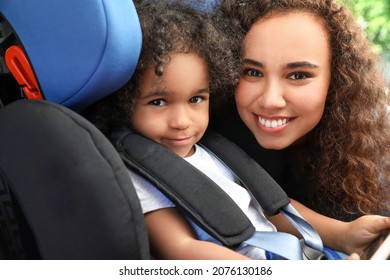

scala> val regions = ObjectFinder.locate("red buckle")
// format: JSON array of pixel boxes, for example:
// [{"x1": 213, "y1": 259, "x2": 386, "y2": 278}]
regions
[{"x1": 5, "y1": 45, "x2": 43, "y2": 100}]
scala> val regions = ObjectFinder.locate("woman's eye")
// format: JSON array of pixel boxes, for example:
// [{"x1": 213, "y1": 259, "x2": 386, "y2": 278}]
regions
[
  {"x1": 288, "y1": 72, "x2": 311, "y2": 80},
  {"x1": 189, "y1": 96, "x2": 203, "y2": 104},
  {"x1": 149, "y1": 99, "x2": 166, "y2": 106},
  {"x1": 243, "y1": 68, "x2": 262, "y2": 77}
]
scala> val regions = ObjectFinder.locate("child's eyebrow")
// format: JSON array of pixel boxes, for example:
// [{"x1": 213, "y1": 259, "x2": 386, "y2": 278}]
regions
[
  {"x1": 197, "y1": 88, "x2": 210, "y2": 94},
  {"x1": 139, "y1": 90, "x2": 169, "y2": 100},
  {"x1": 141, "y1": 88, "x2": 210, "y2": 99}
]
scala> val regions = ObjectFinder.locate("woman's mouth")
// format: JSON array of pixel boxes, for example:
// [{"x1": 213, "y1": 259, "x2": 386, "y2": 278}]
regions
[{"x1": 258, "y1": 116, "x2": 290, "y2": 128}]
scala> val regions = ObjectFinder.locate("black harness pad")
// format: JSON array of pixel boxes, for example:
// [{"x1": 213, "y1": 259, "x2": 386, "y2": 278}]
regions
[
  {"x1": 199, "y1": 130, "x2": 290, "y2": 216},
  {"x1": 112, "y1": 127, "x2": 290, "y2": 246}
]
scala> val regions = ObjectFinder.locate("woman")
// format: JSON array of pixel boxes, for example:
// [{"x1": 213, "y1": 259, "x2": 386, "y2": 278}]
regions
[{"x1": 212, "y1": 0, "x2": 390, "y2": 221}]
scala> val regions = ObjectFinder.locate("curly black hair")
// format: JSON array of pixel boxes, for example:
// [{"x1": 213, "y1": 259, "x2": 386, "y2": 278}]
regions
[{"x1": 83, "y1": 0, "x2": 241, "y2": 136}]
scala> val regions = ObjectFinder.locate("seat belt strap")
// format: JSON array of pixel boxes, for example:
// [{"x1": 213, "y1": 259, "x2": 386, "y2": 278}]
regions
[
  {"x1": 244, "y1": 203, "x2": 325, "y2": 260},
  {"x1": 280, "y1": 204, "x2": 324, "y2": 252},
  {"x1": 244, "y1": 231, "x2": 303, "y2": 260}
]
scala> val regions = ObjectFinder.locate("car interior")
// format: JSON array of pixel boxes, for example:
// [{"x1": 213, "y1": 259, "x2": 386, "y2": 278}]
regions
[
  {"x1": 0, "y1": 0, "x2": 153, "y2": 259},
  {"x1": 0, "y1": 0, "x2": 225, "y2": 261},
  {"x1": 3, "y1": 0, "x2": 388, "y2": 261}
]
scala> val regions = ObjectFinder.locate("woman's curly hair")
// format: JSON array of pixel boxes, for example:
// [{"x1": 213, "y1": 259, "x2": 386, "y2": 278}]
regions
[
  {"x1": 219, "y1": 0, "x2": 390, "y2": 215},
  {"x1": 84, "y1": 0, "x2": 241, "y2": 135}
]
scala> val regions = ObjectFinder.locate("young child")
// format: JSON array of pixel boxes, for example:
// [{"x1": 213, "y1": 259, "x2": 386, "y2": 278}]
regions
[{"x1": 84, "y1": 0, "x2": 390, "y2": 260}]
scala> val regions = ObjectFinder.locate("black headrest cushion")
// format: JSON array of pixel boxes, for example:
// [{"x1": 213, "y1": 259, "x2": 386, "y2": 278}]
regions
[{"x1": 0, "y1": 100, "x2": 150, "y2": 259}]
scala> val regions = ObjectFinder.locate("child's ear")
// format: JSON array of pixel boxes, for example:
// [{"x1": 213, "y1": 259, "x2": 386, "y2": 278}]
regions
[{"x1": 5, "y1": 45, "x2": 43, "y2": 100}]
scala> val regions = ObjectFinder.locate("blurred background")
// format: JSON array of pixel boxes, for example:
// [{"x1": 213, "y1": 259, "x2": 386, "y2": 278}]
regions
[{"x1": 340, "y1": 0, "x2": 390, "y2": 86}]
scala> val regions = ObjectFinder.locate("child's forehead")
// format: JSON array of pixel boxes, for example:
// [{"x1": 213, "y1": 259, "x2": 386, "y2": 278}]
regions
[
  {"x1": 138, "y1": 53, "x2": 210, "y2": 99},
  {"x1": 148, "y1": 81, "x2": 168, "y2": 94},
  {"x1": 146, "y1": 52, "x2": 208, "y2": 76}
]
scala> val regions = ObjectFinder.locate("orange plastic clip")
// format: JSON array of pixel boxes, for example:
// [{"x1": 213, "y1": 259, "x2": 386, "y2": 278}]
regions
[{"x1": 5, "y1": 45, "x2": 43, "y2": 100}]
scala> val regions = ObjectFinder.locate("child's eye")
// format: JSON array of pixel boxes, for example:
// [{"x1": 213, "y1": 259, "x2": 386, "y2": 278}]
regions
[
  {"x1": 149, "y1": 99, "x2": 166, "y2": 106},
  {"x1": 189, "y1": 96, "x2": 204, "y2": 104},
  {"x1": 288, "y1": 72, "x2": 311, "y2": 80}
]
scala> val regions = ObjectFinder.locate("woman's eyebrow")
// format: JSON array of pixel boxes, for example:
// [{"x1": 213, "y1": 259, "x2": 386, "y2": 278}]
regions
[
  {"x1": 242, "y1": 58, "x2": 263, "y2": 68},
  {"x1": 242, "y1": 59, "x2": 319, "y2": 70},
  {"x1": 284, "y1": 61, "x2": 319, "y2": 69}
]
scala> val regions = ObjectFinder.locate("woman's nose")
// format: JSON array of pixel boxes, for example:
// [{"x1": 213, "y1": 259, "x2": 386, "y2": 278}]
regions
[{"x1": 257, "y1": 79, "x2": 286, "y2": 109}]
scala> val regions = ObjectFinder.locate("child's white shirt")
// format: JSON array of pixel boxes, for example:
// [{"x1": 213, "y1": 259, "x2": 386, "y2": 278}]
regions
[{"x1": 128, "y1": 144, "x2": 277, "y2": 259}]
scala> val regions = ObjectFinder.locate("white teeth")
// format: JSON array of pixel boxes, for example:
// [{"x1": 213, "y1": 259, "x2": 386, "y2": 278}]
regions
[{"x1": 259, "y1": 117, "x2": 289, "y2": 128}]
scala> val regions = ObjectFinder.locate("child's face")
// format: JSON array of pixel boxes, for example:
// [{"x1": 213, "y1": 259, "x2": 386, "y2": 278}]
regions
[
  {"x1": 131, "y1": 53, "x2": 210, "y2": 157},
  {"x1": 235, "y1": 12, "x2": 331, "y2": 150}
]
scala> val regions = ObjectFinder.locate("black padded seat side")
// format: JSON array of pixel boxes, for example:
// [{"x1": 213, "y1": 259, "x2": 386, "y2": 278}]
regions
[{"x1": 0, "y1": 100, "x2": 150, "y2": 259}]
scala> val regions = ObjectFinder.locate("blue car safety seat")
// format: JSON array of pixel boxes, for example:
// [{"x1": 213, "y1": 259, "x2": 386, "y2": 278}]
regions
[
  {"x1": 1, "y1": 0, "x2": 141, "y2": 112},
  {"x1": 0, "y1": 0, "x2": 149, "y2": 259},
  {"x1": 189, "y1": 0, "x2": 220, "y2": 11}
]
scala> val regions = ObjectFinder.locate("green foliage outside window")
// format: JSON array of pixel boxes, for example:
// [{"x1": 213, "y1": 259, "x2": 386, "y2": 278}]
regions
[
  {"x1": 338, "y1": 0, "x2": 390, "y2": 82},
  {"x1": 339, "y1": 0, "x2": 390, "y2": 54}
]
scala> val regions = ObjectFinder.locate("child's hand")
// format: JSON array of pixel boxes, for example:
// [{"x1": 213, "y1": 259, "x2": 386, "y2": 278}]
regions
[{"x1": 342, "y1": 215, "x2": 390, "y2": 258}]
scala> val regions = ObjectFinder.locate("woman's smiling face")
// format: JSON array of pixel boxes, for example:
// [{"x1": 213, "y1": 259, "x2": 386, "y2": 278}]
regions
[{"x1": 235, "y1": 12, "x2": 331, "y2": 150}]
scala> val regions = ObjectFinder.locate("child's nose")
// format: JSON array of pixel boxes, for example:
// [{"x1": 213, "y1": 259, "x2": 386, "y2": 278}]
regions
[{"x1": 168, "y1": 106, "x2": 191, "y2": 129}]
